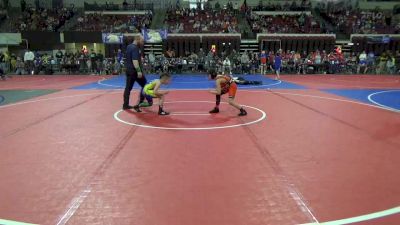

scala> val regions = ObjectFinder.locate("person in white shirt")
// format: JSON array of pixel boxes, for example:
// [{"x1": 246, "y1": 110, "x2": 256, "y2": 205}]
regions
[
  {"x1": 24, "y1": 50, "x2": 35, "y2": 75},
  {"x1": 223, "y1": 57, "x2": 231, "y2": 74},
  {"x1": 357, "y1": 51, "x2": 367, "y2": 74},
  {"x1": 241, "y1": 51, "x2": 250, "y2": 74}
]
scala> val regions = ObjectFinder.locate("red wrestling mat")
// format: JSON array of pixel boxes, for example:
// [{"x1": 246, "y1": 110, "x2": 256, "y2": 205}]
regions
[{"x1": 0, "y1": 89, "x2": 399, "y2": 225}]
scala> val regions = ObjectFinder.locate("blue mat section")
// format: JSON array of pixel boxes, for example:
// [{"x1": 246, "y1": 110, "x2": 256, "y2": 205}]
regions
[
  {"x1": 324, "y1": 89, "x2": 400, "y2": 110},
  {"x1": 72, "y1": 74, "x2": 306, "y2": 90}
]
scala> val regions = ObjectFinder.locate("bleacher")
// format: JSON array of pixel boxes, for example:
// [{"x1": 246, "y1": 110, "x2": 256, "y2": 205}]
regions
[
  {"x1": 247, "y1": 12, "x2": 322, "y2": 34},
  {"x1": 10, "y1": 7, "x2": 74, "y2": 32},
  {"x1": 72, "y1": 12, "x2": 152, "y2": 32},
  {"x1": 165, "y1": 8, "x2": 239, "y2": 33},
  {"x1": 318, "y1": 2, "x2": 399, "y2": 35}
]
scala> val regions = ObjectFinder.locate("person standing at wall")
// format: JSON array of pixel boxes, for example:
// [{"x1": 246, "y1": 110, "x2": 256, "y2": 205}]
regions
[
  {"x1": 24, "y1": 49, "x2": 34, "y2": 75},
  {"x1": 90, "y1": 50, "x2": 97, "y2": 74},
  {"x1": 274, "y1": 51, "x2": 282, "y2": 80},
  {"x1": 260, "y1": 50, "x2": 267, "y2": 75}
]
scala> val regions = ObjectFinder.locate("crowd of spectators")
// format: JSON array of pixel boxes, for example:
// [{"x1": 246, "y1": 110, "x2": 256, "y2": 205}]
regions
[
  {"x1": 165, "y1": 7, "x2": 239, "y2": 33},
  {"x1": 1, "y1": 48, "x2": 399, "y2": 76},
  {"x1": 251, "y1": 0, "x2": 311, "y2": 12},
  {"x1": 73, "y1": 12, "x2": 152, "y2": 33},
  {"x1": 318, "y1": 2, "x2": 399, "y2": 34},
  {"x1": 84, "y1": 0, "x2": 154, "y2": 11},
  {"x1": 247, "y1": 13, "x2": 322, "y2": 34},
  {"x1": 12, "y1": 6, "x2": 75, "y2": 32},
  {"x1": 140, "y1": 48, "x2": 400, "y2": 75},
  {"x1": 0, "y1": 49, "x2": 124, "y2": 75}
]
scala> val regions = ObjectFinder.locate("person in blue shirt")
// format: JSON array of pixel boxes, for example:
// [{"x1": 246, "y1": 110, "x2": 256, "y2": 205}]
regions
[
  {"x1": 123, "y1": 35, "x2": 147, "y2": 112},
  {"x1": 117, "y1": 49, "x2": 123, "y2": 64},
  {"x1": 274, "y1": 51, "x2": 282, "y2": 80},
  {"x1": 366, "y1": 51, "x2": 375, "y2": 74}
]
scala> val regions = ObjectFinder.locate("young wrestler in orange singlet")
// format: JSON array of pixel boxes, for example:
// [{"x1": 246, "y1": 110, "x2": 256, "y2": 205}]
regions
[{"x1": 208, "y1": 70, "x2": 247, "y2": 116}]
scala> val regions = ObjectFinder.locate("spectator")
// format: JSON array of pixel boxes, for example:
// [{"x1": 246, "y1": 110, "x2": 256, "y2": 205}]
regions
[
  {"x1": 328, "y1": 51, "x2": 338, "y2": 74},
  {"x1": 24, "y1": 49, "x2": 35, "y2": 74},
  {"x1": 55, "y1": 49, "x2": 63, "y2": 65},
  {"x1": 148, "y1": 50, "x2": 155, "y2": 64},
  {"x1": 166, "y1": 48, "x2": 175, "y2": 58},
  {"x1": 357, "y1": 51, "x2": 367, "y2": 74},
  {"x1": 395, "y1": 50, "x2": 400, "y2": 73},
  {"x1": 377, "y1": 52, "x2": 388, "y2": 74},
  {"x1": 314, "y1": 51, "x2": 322, "y2": 64},
  {"x1": 274, "y1": 52, "x2": 282, "y2": 80},
  {"x1": 386, "y1": 53, "x2": 396, "y2": 74},
  {"x1": 15, "y1": 57, "x2": 24, "y2": 75},
  {"x1": 10, "y1": 54, "x2": 16, "y2": 72},
  {"x1": 97, "y1": 51, "x2": 104, "y2": 74},
  {"x1": 268, "y1": 51, "x2": 275, "y2": 72},
  {"x1": 223, "y1": 57, "x2": 231, "y2": 74},
  {"x1": 117, "y1": 49, "x2": 123, "y2": 64},
  {"x1": 260, "y1": 50, "x2": 267, "y2": 75},
  {"x1": 33, "y1": 55, "x2": 43, "y2": 74},
  {"x1": 189, "y1": 52, "x2": 198, "y2": 61},
  {"x1": 366, "y1": 51, "x2": 375, "y2": 74},
  {"x1": 293, "y1": 51, "x2": 302, "y2": 74},
  {"x1": 90, "y1": 50, "x2": 97, "y2": 73},
  {"x1": 0, "y1": 51, "x2": 5, "y2": 73},
  {"x1": 241, "y1": 51, "x2": 250, "y2": 74}
]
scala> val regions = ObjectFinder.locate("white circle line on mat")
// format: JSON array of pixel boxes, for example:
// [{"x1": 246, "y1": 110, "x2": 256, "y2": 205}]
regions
[
  {"x1": 113, "y1": 101, "x2": 267, "y2": 130},
  {"x1": 298, "y1": 206, "x2": 400, "y2": 225},
  {"x1": 367, "y1": 90, "x2": 400, "y2": 112}
]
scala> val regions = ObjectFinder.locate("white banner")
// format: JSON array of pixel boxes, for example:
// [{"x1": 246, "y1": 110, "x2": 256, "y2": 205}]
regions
[{"x1": 0, "y1": 33, "x2": 22, "y2": 45}]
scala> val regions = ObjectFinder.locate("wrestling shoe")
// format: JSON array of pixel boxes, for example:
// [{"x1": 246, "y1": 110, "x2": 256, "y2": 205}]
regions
[
  {"x1": 133, "y1": 105, "x2": 142, "y2": 112},
  {"x1": 209, "y1": 107, "x2": 219, "y2": 113},
  {"x1": 158, "y1": 110, "x2": 170, "y2": 116},
  {"x1": 238, "y1": 108, "x2": 247, "y2": 116},
  {"x1": 122, "y1": 105, "x2": 134, "y2": 110}
]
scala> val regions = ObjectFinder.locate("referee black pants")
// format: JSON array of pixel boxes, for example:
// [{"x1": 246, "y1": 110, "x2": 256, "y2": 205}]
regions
[{"x1": 123, "y1": 71, "x2": 147, "y2": 107}]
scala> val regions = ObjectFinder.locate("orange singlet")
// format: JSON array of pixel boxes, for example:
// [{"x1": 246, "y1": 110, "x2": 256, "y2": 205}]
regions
[{"x1": 217, "y1": 75, "x2": 237, "y2": 98}]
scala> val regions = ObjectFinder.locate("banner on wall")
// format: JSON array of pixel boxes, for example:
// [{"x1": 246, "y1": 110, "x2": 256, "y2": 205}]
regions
[
  {"x1": 141, "y1": 28, "x2": 168, "y2": 43},
  {"x1": 367, "y1": 36, "x2": 391, "y2": 44},
  {"x1": 102, "y1": 33, "x2": 124, "y2": 44},
  {"x1": 0, "y1": 33, "x2": 22, "y2": 45}
]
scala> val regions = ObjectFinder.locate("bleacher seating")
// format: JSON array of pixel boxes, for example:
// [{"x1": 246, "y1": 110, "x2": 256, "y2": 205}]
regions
[{"x1": 165, "y1": 8, "x2": 239, "y2": 33}]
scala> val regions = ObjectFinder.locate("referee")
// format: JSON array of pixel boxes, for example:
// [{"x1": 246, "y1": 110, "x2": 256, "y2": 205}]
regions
[{"x1": 123, "y1": 35, "x2": 147, "y2": 112}]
